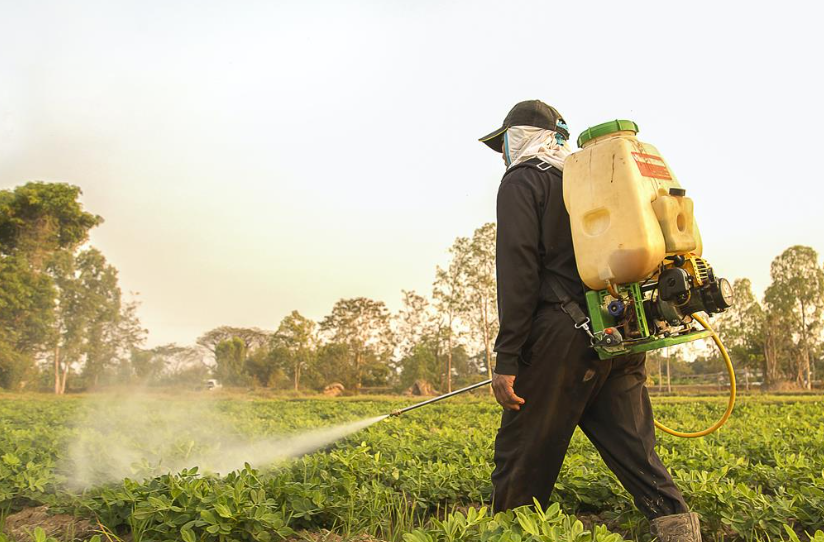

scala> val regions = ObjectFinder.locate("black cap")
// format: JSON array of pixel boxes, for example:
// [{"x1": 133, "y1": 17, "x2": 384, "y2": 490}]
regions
[{"x1": 479, "y1": 100, "x2": 569, "y2": 152}]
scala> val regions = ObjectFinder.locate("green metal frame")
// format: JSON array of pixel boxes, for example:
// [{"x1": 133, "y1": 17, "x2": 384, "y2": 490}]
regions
[{"x1": 586, "y1": 285, "x2": 713, "y2": 360}]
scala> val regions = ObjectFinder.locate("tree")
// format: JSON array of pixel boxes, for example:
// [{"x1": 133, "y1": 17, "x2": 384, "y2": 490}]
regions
[
  {"x1": 0, "y1": 182, "x2": 100, "y2": 389},
  {"x1": 131, "y1": 344, "x2": 206, "y2": 385},
  {"x1": 395, "y1": 290, "x2": 444, "y2": 389},
  {"x1": 245, "y1": 346, "x2": 287, "y2": 388},
  {"x1": 158, "y1": 344, "x2": 206, "y2": 378},
  {"x1": 399, "y1": 343, "x2": 440, "y2": 390},
  {"x1": 446, "y1": 344, "x2": 478, "y2": 387},
  {"x1": 130, "y1": 348, "x2": 167, "y2": 383},
  {"x1": 715, "y1": 279, "x2": 766, "y2": 386},
  {"x1": 245, "y1": 312, "x2": 318, "y2": 390},
  {"x1": 764, "y1": 246, "x2": 824, "y2": 389},
  {"x1": 76, "y1": 249, "x2": 125, "y2": 388},
  {"x1": 115, "y1": 298, "x2": 148, "y2": 381},
  {"x1": 433, "y1": 238, "x2": 471, "y2": 393},
  {"x1": 433, "y1": 224, "x2": 499, "y2": 393},
  {"x1": 320, "y1": 297, "x2": 393, "y2": 393},
  {"x1": 0, "y1": 182, "x2": 101, "y2": 271},
  {"x1": 308, "y1": 343, "x2": 355, "y2": 390},
  {"x1": 0, "y1": 254, "x2": 55, "y2": 389},
  {"x1": 197, "y1": 326, "x2": 271, "y2": 357},
  {"x1": 49, "y1": 249, "x2": 84, "y2": 394},
  {"x1": 272, "y1": 311, "x2": 317, "y2": 391},
  {"x1": 214, "y1": 337, "x2": 248, "y2": 386},
  {"x1": 47, "y1": 248, "x2": 139, "y2": 392},
  {"x1": 395, "y1": 290, "x2": 435, "y2": 360},
  {"x1": 459, "y1": 223, "x2": 499, "y2": 386}
]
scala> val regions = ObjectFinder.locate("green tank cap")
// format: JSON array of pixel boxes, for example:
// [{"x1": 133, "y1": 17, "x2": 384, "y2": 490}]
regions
[{"x1": 576, "y1": 120, "x2": 640, "y2": 148}]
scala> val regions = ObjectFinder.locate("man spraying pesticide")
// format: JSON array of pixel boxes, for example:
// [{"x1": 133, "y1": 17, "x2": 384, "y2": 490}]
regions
[{"x1": 392, "y1": 101, "x2": 736, "y2": 542}]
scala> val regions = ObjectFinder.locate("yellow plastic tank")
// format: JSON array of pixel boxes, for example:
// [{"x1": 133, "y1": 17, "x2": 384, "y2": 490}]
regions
[{"x1": 563, "y1": 120, "x2": 702, "y2": 291}]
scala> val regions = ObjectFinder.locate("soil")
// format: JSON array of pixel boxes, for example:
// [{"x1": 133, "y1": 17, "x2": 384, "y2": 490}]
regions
[{"x1": 2, "y1": 506, "x2": 97, "y2": 542}]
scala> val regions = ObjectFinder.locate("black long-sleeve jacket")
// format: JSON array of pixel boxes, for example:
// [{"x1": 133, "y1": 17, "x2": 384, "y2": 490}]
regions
[{"x1": 493, "y1": 158, "x2": 585, "y2": 376}]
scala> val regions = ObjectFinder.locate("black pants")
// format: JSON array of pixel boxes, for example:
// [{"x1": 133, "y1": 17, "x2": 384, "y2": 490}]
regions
[{"x1": 491, "y1": 304, "x2": 688, "y2": 519}]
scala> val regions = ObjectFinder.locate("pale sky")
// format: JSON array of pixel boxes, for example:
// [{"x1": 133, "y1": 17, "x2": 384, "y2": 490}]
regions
[{"x1": 1, "y1": 1, "x2": 822, "y2": 347}]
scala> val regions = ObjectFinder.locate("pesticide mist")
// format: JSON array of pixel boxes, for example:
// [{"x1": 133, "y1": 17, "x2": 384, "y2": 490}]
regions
[{"x1": 62, "y1": 393, "x2": 387, "y2": 489}]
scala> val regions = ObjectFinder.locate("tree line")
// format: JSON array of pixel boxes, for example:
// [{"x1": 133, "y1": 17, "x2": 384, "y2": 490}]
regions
[
  {"x1": 156, "y1": 222, "x2": 500, "y2": 394},
  {"x1": 712, "y1": 246, "x2": 824, "y2": 389},
  {"x1": 0, "y1": 182, "x2": 498, "y2": 393},
  {"x1": 1, "y1": 181, "x2": 822, "y2": 393},
  {"x1": 0, "y1": 182, "x2": 143, "y2": 392}
]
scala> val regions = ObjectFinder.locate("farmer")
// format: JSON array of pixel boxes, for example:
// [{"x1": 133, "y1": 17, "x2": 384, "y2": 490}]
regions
[{"x1": 479, "y1": 100, "x2": 702, "y2": 541}]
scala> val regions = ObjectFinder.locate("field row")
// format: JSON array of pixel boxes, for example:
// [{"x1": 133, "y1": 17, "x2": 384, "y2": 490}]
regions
[{"x1": 1, "y1": 394, "x2": 824, "y2": 541}]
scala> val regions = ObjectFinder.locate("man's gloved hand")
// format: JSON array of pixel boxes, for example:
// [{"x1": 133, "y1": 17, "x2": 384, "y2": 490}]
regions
[{"x1": 492, "y1": 373, "x2": 525, "y2": 411}]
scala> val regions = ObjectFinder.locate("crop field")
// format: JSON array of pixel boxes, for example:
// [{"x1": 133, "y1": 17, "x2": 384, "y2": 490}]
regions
[{"x1": 1, "y1": 394, "x2": 824, "y2": 542}]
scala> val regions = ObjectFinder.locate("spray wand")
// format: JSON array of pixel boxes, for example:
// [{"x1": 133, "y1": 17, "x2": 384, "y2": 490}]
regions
[{"x1": 389, "y1": 379, "x2": 492, "y2": 417}]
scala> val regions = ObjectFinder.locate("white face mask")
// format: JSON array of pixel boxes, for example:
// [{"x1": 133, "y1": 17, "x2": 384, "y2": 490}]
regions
[{"x1": 504, "y1": 126, "x2": 573, "y2": 171}]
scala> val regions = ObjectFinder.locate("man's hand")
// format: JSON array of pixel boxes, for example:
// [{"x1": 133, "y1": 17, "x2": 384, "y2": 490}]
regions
[{"x1": 492, "y1": 373, "x2": 525, "y2": 411}]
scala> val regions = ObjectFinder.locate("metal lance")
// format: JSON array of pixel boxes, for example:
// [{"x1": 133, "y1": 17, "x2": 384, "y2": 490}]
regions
[{"x1": 389, "y1": 379, "x2": 492, "y2": 417}]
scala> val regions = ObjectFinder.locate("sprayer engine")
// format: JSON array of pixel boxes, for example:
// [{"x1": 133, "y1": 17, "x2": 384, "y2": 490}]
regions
[
  {"x1": 587, "y1": 255, "x2": 734, "y2": 360},
  {"x1": 647, "y1": 257, "x2": 734, "y2": 325}
]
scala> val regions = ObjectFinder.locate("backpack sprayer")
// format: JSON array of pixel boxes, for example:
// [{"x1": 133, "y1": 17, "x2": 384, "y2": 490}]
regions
[{"x1": 392, "y1": 120, "x2": 736, "y2": 438}]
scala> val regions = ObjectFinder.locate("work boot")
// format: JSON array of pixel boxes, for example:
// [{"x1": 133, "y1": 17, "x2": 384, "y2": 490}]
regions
[{"x1": 650, "y1": 512, "x2": 702, "y2": 542}]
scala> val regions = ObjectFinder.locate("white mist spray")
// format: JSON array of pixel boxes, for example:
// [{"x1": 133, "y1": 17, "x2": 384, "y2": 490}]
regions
[{"x1": 63, "y1": 394, "x2": 387, "y2": 489}]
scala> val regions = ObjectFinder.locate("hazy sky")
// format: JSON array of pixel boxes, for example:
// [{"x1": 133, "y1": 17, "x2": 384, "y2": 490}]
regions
[{"x1": 1, "y1": 1, "x2": 822, "y2": 347}]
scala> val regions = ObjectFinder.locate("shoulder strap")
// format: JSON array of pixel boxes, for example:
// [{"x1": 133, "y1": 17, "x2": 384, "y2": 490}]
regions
[
  {"x1": 545, "y1": 273, "x2": 594, "y2": 340},
  {"x1": 504, "y1": 159, "x2": 591, "y2": 339}
]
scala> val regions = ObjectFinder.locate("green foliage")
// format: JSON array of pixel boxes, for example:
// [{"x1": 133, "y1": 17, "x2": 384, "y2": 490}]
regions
[
  {"x1": 0, "y1": 182, "x2": 143, "y2": 392},
  {"x1": 764, "y1": 246, "x2": 824, "y2": 388},
  {"x1": 95, "y1": 467, "x2": 293, "y2": 541},
  {"x1": 2, "y1": 396, "x2": 824, "y2": 541},
  {"x1": 399, "y1": 343, "x2": 441, "y2": 390},
  {"x1": 320, "y1": 298, "x2": 394, "y2": 392},
  {"x1": 433, "y1": 237, "x2": 471, "y2": 393},
  {"x1": 404, "y1": 502, "x2": 627, "y2": 542},
  {"x1": 129, "y1": 343, "x2": 207, "y2": 387},
  {"x1": 716, "y1": 279, "x2": 766, "y2": 372},
  {"x1": 197, "y1": 327, "x2": 271, "y2": 357},
  {"x1": 459, "y1": 223, "x2": 498, "y2": 380},
  {"x1": 0, "y1": 182, "x2": 101, "y2": 263},
  {"x1": 0, "y1": 255, "x2": 55, "y2": 389},
  {"x1": 0, "y1": 183, "x2": 106, "y2": 390},
  {"x1": 215, "y1": 337, "x2": 248, "y2": 386},
  {"x1": 271, "y1": 311, "x2": 317, "y2": 390},
  {"x1": 431, "y1": 224, "x2": 499, "y2": 391},
  {"x1": 72, "y1": 249, "x2": 126, "y2": 387},
  {"x1": 245, "y1": 346, "x2": 287, "y2": 388},
  {"x1": 47, "y1": 247, "x2": 144, "y2": 393},
  {"x1": 394, "y1": 290, "x2": 481, "y2": 392},
  {"x1": 308, "y1": 343, "x2": 356, "y2": 390}
]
